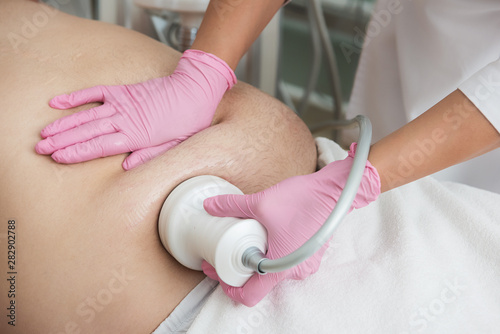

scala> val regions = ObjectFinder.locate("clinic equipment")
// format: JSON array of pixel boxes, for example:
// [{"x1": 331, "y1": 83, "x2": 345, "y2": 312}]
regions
[
  {"x1": 134, "y1": 1, "x2": 349, "y2": 142},
  {"x1": 158, "y1": 115, "x2": 372, "y2": 287},
  {"x1": 134, "y1": 0, "x2": 209, "y2": 51}
]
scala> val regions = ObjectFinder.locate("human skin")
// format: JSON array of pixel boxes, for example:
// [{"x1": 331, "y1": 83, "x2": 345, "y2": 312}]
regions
[
  {"x1": 191, "y1": 0, "x2": 500, "y2": 193},
  {"x1": 191, "y1": 0, "x2": 284, "y2": 69},
  {"x1": 0, "y1": 1, "x2": 316, "y2": 333},
  {"x1": 32, "y1": 0, "x2": 286, "y2": 166},
  {"x1": 369, "y1": 90, "x2": 500, "y2": 193}
]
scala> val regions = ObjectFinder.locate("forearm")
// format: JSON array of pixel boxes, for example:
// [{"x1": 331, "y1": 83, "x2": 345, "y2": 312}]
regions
[
  {"x1": 191, "y1": 0, "x2": 284, "y2": 69},
  {"x1": 369, "y1": 89, "x2": 500, "y2": 193}
]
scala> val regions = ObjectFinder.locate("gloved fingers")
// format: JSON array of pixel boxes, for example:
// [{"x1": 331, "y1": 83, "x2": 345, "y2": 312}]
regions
[
  {"x1": 41, "y1": 104, "x2": 115, "y2": 138},
  {"x1": 50, "y1": 132, "x2": 129, "y2": 164},
  {"x1": 36, "y1": 117, "x2": 117, "y2": 155},
  {"x1": 201, "y1": 261, "x2": 220, "y2": 281},
  {"x1": 122, "y1": 140, "x2": 181, "y2": 170},
  {"x1": 49, "y1": 85, "x2": 106, "y2": 109},
  {"x1": 288, "y1": 245, "x2": 328, "y2": 281},
  {"x1": 221, "y1": 272, "x2": 281, "y2": 307},
  {"x1": 203, "y1": 193, "x2": 256, "y2": 219},
  {"x1": 203, "y1": 259, "x2": 279, "y2": 307}
]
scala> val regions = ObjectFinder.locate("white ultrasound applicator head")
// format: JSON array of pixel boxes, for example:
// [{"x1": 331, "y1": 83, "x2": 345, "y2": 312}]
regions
[{"x1": 158, "y1": 175, "x2": 268, "y2": 287}]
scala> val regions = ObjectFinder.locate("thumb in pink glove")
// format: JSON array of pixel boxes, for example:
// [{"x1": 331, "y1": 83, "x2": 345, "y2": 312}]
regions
[
  {"x1": 35, "y1": 50, "x2": 236, "y2": 170},
  {"x1": 202, "y1": 143, "x2": 381, "y2": 307}
]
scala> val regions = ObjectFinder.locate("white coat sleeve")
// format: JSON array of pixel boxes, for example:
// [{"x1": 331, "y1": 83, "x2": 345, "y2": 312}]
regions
[{"x1": 459, "y1": 58, "x2": 500, "y2": 133}]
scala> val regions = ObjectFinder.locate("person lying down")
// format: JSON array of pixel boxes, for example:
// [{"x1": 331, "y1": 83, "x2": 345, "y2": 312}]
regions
[
  {"x1": 4, "y1": 1, "x2": 500, "y2": 333},
  {"x1": 0, "y1": 1, "x2": 317, "y2": 333}
]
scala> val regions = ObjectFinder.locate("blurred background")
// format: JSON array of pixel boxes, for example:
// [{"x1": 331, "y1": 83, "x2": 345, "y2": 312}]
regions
[{"x1": 42, "y1": 0, "x2": 376, "y2": 141}]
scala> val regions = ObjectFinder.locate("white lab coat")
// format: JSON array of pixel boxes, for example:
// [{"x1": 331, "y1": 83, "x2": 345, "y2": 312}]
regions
[{"x1": 346, "y1": 0, "x2": 500, "y2": 193}]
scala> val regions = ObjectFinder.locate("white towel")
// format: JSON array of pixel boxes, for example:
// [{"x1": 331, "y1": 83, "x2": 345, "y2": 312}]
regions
[{"x1": 188, "y1": 138, "x2": 500, "y2": 334}]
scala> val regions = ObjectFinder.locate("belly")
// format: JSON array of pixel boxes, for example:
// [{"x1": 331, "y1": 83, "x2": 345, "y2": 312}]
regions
[
  {"x1": 0, "y1": 3, "x2": 204, "y2": 333},
  {"x1": 0, "y1": 74, "x2": 204, "y2": 334},
  {"x1": 1, "y1": 111, "x2": 205, "y2": 334},
  {"x1": 0, "y1": 3, "x2": 317, "y2": 333}
]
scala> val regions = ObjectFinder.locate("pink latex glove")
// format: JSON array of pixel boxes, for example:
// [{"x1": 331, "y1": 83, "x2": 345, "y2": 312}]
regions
[
  {"x1": 35, "y1": 50, "x2": 236, "y2": 170},
  {"x1": 202, "y1": 143, "x2": 381, "y2": 307}
]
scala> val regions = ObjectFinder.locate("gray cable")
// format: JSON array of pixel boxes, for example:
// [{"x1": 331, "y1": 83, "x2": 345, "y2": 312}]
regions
[
  {"x1": 242, "y1": 115, "x2": 372, "y2": 274},
  {"x1": 277, "y1": 81, "x2": 298, "y2": 113},
  {"x1": 296, "y1": 0, "x2": 322, "y2": 117},
  {"x1": 310, "y1": 0, "x2": 345, "y2": 141}
]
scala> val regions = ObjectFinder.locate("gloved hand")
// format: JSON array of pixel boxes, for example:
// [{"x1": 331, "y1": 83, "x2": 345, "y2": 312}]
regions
[
  {"x1": 202, "y1": 143, "x2": 381, "y2": 307},
  {"x1": 35, "y1": 50, "x2": 236, "y2": 170}
]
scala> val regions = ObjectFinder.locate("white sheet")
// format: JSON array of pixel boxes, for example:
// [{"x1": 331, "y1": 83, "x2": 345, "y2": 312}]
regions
[{"x1": 187, "y1": 138, "x2": 500, "y2": 334}]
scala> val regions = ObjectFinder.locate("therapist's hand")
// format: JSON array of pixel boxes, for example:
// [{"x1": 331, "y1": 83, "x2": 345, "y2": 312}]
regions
[
  {"x1": 35, "y1": 50, "x2": 236, "y2": 170},
  {"x1": 202, "y1": 143, "x2": 381, "y2": 307}
]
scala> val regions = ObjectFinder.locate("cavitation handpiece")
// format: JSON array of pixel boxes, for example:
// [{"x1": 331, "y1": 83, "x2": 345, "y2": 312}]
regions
[{"x1": 158, "y1": 175, "x2": 268, "y2": 287}]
